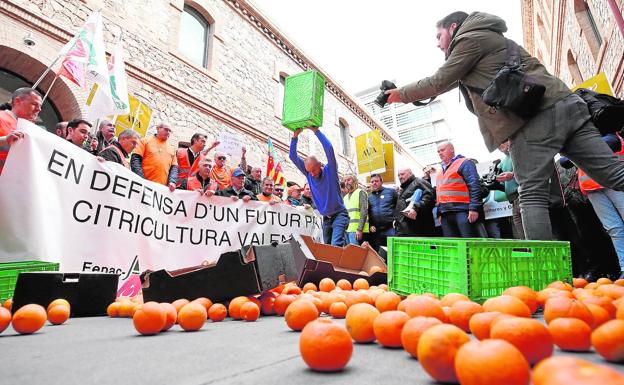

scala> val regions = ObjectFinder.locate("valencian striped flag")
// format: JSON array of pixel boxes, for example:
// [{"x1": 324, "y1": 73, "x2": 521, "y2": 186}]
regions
[{"x1": 266, "y1": 137, "x2": 286, "y2": 188}]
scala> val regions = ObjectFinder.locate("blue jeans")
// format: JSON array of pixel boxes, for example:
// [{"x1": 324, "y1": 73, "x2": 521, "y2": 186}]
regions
[
  {"x1": 322, "y1": 210, "x2": 349, "y2": 246},
  {"x1": 440, "y1": 211, "x2": 488, "y2": 238},
  {"x1": 587, "y1": 189, "x2": 624, "y2": 271},
  {"x1": 369, "y1": 227, "x2": 395, "y2": 252}
]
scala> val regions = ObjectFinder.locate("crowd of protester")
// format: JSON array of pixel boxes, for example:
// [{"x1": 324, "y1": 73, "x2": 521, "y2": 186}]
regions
[{"x1": 2, "y1": 85, "x2": 624, "y2": 283}]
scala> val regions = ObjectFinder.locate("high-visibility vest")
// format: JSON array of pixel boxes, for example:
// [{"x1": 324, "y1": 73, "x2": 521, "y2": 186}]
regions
[
  {"x1": 101, "y1": 144, "x2": 129, "y2": 169},
  {"x1": 436, "y1": 157, "x2": 471, "y2": 204},
  {"x1": 578, "y1": 135, "x2": 624, "y2": 193},
  {"x1": 345, "y1": 188, "x2": 369, "y2": 233},
  {"x1": 187, "y1": 175, "x2": 212, "y2": 191},
  {"x1": 0, "y1": 110, "x2": 17, "y2": 175},
  {"x1": 176, "y1": 148, "x2": 202, "y2": 187}
]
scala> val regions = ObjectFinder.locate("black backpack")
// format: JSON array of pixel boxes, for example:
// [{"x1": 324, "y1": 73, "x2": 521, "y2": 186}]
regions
[{"x1": 574, "y1": 88, "x2": 624, "y2": 135}]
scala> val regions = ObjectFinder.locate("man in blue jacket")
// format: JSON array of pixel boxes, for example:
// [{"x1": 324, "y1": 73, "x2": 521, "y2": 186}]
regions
[
  {"x1": 367, "y1": 173, "x2": 397, "y2": 252},
  {"x1": 436, "y1": 141, "x2": 486, "y2": 237},
  {"x1": 290, "y1": 127, "x2": 348, "y2": 246}
]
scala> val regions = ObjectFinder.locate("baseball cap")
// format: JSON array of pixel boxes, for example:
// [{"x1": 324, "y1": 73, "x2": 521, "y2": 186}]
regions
[{"x1": 232, "y1": 168, "x2": 245, "y2": 177}]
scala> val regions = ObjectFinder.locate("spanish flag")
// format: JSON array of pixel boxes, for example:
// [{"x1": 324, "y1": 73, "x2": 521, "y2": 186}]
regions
[{"x1": 266, "y1": 137, "x2": 286, "y2": 188}]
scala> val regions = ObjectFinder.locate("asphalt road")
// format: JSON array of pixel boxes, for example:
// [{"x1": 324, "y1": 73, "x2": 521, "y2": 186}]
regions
[{"x1": 2, "y1": 314, "x2": 623, "y2": 385}]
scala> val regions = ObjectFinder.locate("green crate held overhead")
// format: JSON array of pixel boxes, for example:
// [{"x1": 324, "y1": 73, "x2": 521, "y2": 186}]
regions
[
  {"x1": 387, "y1": 237, "x2": 572, "y2": 303},
  {"x1": 282, "y1": 70, "x2": 325, "y2": 130},
  {"x1": 0, "y1": 261, "x2": 60, "y2": 302}
]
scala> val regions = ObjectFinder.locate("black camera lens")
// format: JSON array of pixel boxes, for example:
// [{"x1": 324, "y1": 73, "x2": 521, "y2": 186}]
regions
[{"x1": 374, "y1": 80, "x2": 397, "y2": 107}]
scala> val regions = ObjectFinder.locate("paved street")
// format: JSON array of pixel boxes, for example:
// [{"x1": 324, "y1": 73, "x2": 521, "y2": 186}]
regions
[{"x1": 3, "y1": 313, "x2": 623, "y2": 385}]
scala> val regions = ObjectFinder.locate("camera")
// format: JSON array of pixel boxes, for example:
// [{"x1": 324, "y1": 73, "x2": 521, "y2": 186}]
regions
[
  {"x1": 480, "y1": 159, "x2": 503, "y2": 191},
  {"x1": 23, "y1": 34, "x2": 35, "y2": 46},
  {"x1": 374, "y1": 80, "x2": 397, "y2": 107}
]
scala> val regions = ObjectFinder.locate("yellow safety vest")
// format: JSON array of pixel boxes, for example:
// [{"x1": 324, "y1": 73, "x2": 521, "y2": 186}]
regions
[{"x1": 345, "y1": 188, "x2": 369, "y2": 233}]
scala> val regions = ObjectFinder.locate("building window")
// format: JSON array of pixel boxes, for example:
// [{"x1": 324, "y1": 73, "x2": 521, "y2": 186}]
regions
[
  {"x1": 178, "y1": 5, "x2": 210, "y2": 68},
  {"x1": 567, "y1": 50, "x2": 584, "y2": 86},
  {"x1": 574, "y1": 0, "x2": 603, "y2": 57},
  {"x1": 339, "y1": 119, "x2": 350, "y2": 156}
]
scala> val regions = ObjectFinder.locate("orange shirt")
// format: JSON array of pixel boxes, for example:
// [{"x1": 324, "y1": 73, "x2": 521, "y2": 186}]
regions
[
  {"x1": 0, "y1": 111, "x2": 17, "y2": 175},
  {"x1": 257, "y1": 193, "x2": 281, "y2": 203},
  {"x1": 210, "y1": 165, "x2": 232, "y2": 190},
  {"x1": 135, "y1": 135, "x2": 177, "y2": 185}
]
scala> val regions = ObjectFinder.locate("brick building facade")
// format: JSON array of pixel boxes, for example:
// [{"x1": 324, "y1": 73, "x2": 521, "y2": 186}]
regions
[
  {"x1": 522, "y1": 0, "x2": 624, "y2": 97},
  {"x1": 0, "y1": 0, "x2": 422, "y2": 185}
]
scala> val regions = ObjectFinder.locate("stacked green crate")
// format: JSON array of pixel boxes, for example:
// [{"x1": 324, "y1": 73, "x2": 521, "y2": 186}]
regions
[{"x1": 282, "y1": 70, "x2": 325, "y2": 130}]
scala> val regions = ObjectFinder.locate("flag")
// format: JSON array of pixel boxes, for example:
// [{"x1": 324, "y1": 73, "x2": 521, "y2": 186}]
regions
[
  {"x1": 85, "y1": 39, "x2": 130, "y2": 121},
  {"x1": 57, "y1": 11, "x2": 108, "y2": 89},
  {"x1": 266, "y1": 138, "x2": 287, "y2": 187}
]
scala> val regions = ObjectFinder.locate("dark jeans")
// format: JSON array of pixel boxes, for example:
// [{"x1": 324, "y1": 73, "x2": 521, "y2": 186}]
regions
[
  {"x1": 440, "y1": 211, "x2": 488, "y2": 238},
  {"x1": 510, "y1": 94, "x2": 624, "y2": 240},
  {"x1": 368, "y1": 227, "x2": 396, "y2": 252},
  {"x1": 322, "y1": 210, "x2": 349, "y2": 246}
]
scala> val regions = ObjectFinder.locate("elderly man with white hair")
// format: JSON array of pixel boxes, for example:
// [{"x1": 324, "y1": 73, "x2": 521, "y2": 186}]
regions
[{"x1": 131, "y1": 122, "x2": 178, "y2": 192}]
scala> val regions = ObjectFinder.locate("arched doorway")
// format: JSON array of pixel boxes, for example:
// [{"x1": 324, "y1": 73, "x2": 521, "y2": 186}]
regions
[{"x1": 0, "y1": 46, "x2": 81, "y2": 132}]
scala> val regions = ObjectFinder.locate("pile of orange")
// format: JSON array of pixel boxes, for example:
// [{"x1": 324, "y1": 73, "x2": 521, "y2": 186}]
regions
[{"x1": 0, "y1": 297, "x2": 71, "y2": 336}]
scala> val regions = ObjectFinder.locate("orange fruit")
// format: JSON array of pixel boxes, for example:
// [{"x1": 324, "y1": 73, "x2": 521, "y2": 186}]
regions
[
  {"x1": 440, "y1": 293, "x2": 470, "y2": 307},
  {"x1": 177, "y1": 302, "x2": 207, "y2": 331},
  {"x1": 0, "y1": 307, "x2": 11, "y2": 333},
  {"x1": 208, "y1": 303, "x2": 227, "y2": 322},
  {"x1": 469, "y1": 311, "x2": 504, "y2": 340},
  {"x1": 345, "y1": 303, "x2": 380, "y2": 343},
  {"x1": 47, "y1": 299, "x2": 70, "y2": 313},
  {"x1": 300, "y1": 319, "x2": 352, "y2": 371},
  {"x1": 449, "y1": 300, "x2": 483, "y2": 332},
  {"x1": 544, "y1": 296, "x2": 594, "y2": 325},
  {"x1": 372, "y1": 310, "x2": 410, "y2": 348},
  {"x1": 573, "y1": 277, "x2": 589, "y2": 288},
  {"x1": 12, "y1": 304, "x2": 46, "y2": 334},
  {"x1": 117, "y1": 300, "x2": 136, "y2": 318},
  {"x1": 582, "y1": 295, "x2": 617, "y2": 318},
  {"x1": 240, "y1": 301, "x2": 260, "y2": 322},
  {"x1": 404, "y1": 296, "x2": 446, "y2": 321},
  {"x1": 302, "y1": 282, "x2": 318, "y2": 292},
  {"x1": 319, "y1": 278, "x2": 336, "y2": 292},
  {"x1": 455, "y1": 339, "x2": 531, "y2": 385},
  {"x1": 353, "y1": 278, "x2": 369, "y2": 290},
  {"x1": 592, "y1": 319, "x2": 624, "y2": 362},
  {"x1": 417, "y1": 324, "x2": 470, "y2": 383},
  {"x1": 397, "y1": 299, "x2": 407, "y2": 312},
  {"x1": 615, "y1": 279, "x2": 624, "y2": 287},
  {"x1": 532, "y1": 356, "x2": 624, "y2": 385},
  {"x1": 171, "y1": 299, "x2": 190, "y2": 314},
  {"x1": 228, "y1": 296, "x2": 250, "y2": 320},
  {"x1": 596, "y1": 277, "x2": 613, "y2": 285},
  {"x1": 273, "y1": 294, "x2": 296, "y2": 316},
  {"x1": 547, "y1": 317, "x2": 591, "y2": 351},
  {"x1": 596, "y1": 284, "x2": 624, "y2": 300},
  {"x1": 587, "y1": 303, "x2": 611, "y2": 328},
  {"x1": 400, "y1": 316, "x2": 442, "y2": 358},
  {"x1": 192, "y1": 297, "x2": 213, "y2": 312},
  {"x1": 259, "y1": 292, "x2": 277, "y2": 316},
  {"x1": 368, "y1": 265, "x2": 384, "y2": 275},
  {"x1": 547, "y1": 281, "x2": 574, "y2": 291},
  {"x1": 375, "y1": 291, "x2": 401, "y2": 313},
  {"x1": 344, "y1": 290, "x2": 373, "y2": 307},
  {"x1": 107, "y1": 302, "x2": 120, "y2": 317},
  {"x1": 283, "y1": 285, "x2": 302, "y2": 295},
  {"x1": 133, "y1": 301, "x2": 166, "y2": 335},
  {"x1": 483, "y1": 295, "x2": 531, "y2": 317},
  {"x1": 329, "y1": 302, "x2": 348, "y2": 318},
  {"x1": 3, "y1": 298, "x2": 12, "y2": 311},
  {"x1": 336, "y1": 279, "x2": 352, "y2": 290},
  {"x1": 47, "y1": 305, "x2": 70, "y2": 325},
  {"x1": 490, "y1": 317, "x2": 553, "y2": 365},
  {"x1": 585, "y1": 282, "x2": 599, "y2": 290},
  {"x1": 537, "y1": 288, "x2": 575, "y2": 308},
  {"x1": 160, "y1": 302, "x2": 177, "y2": 331},
  {"x1": 285, "y1": 299, "x2": 318, "y2": 331},
  {"x1": 503, "y1": 286, "x2": 538, "y2": 314}
]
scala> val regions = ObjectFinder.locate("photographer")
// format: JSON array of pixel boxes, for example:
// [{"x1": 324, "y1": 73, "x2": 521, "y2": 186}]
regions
[{"x1": 385, "y1": 11, "x2": 624, "y2": 241}]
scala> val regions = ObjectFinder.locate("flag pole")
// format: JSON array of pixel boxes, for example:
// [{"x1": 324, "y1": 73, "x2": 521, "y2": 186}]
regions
[
  {"x1": 32, "y1": 34, "x2": 79, "y2": 90},
  {"x1": 130, "y1": 100, "x2": 142, "y2": 131},
  {"x1": 40, "y1": 74, "x2": 59, "y2": 104}
]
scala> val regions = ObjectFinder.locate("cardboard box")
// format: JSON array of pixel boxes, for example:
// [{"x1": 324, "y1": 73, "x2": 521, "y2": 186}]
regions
[
  {"x1": 288, "y1": 234, "x2": 387, "y2": 287},
  {"x1": 142, "y1": 243, "x2": 298, "y2": 303},
  {"x1": 11, "y1": 272, "x2": 118, "y2": 317}
]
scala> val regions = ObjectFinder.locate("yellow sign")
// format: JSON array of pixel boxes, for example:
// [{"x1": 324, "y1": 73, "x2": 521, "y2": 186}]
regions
[
  {"x1": 572, "y1": 72, "x2": 614, "y2": 96},
  {"x1": 114, "y1": 94, "x2": 152, "y2": 137},
  {"x1": 355, "y1": 130, "x2": 385, "y2": 177},
  {"x1": 366, "y1": 142, "x2": 395, "y2": 184}
]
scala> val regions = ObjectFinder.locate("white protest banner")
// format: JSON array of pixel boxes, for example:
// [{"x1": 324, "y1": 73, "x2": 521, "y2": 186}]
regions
[
  {"x1": 217, "y1": 132, "x2": 243, "y2": 157},
  {"x1": 0, "y1": 120, "x2": 322, "y2": 296}
]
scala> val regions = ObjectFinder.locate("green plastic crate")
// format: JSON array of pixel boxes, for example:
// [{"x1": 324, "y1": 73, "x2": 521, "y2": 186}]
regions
[
  {"x1": 387, "y1": 238, "x2": 572, "y2": 302},
  {"x1": 0, "y1": 261, "x2": 60, "y2": 302},
  {"x1": 282, "y1": 70, "x2": 325, "y2": 130}
]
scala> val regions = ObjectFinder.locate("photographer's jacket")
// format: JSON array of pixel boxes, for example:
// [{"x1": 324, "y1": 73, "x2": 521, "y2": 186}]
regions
[{"x1": 399, "y1": 12, "x2": 570, "y2": 151}]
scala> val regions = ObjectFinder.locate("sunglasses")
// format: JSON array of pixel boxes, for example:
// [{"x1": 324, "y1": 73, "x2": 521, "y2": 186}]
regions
[
  {"x1": 275, "y1": 188, "x2": 284, "y2": 192},
  {"x1": 217, "y1": 156, "x2": 226, "y2": 161}
]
